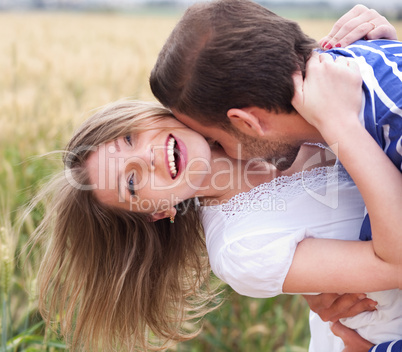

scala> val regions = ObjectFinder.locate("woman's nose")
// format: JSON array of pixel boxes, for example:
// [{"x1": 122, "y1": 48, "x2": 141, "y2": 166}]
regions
[
  {"x1": 128, "y1": 144, "x2": 165, "y2": 175},
  {"x1": 133, "y1": 144, "x2": 158, "y2": 171}
]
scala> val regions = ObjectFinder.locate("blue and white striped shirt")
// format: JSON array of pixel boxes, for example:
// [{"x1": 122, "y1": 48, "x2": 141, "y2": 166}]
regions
[
  {"x1": 327, "y1": 40, "x2": 402, "y2": 352},
  {"x1": 370, "y1": 340, "x2": 402, "y2": 352},
  {"x1": 326, "y1": 40, "x2": 402, "y2": 240}
]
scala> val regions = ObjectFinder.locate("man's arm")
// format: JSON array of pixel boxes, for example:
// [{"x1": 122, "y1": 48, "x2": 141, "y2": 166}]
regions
[
  {"x1": 320, "y1": 4, "x2": 397, "y2": 50},
  {"x1": 331, "y1": 321, "x2": 402, "y2": 352},
  {"x1": 330, "y1": 321, "x2": 374, "y2": 352},
  {"x1": 303, "y1": 293, "x2": 377, "y2": 322}
]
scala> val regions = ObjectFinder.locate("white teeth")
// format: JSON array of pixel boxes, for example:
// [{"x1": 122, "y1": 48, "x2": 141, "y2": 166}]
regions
[{"x1": 167, "y1": 136, "x2": 177, "y2": 177}]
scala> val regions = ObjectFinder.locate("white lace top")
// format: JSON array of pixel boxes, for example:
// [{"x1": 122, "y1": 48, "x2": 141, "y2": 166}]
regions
[
  {"x1": 201, "y1": 165, "x2": 365, "y2": 298},
  {"x1": 200, "y1": 164, "x2": 402, "y2": 348}
]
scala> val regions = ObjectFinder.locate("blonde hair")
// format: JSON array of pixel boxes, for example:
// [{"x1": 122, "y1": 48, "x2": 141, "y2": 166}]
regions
[{"x1": 31, "y1": 101, "x2": 217, "y2": 351}]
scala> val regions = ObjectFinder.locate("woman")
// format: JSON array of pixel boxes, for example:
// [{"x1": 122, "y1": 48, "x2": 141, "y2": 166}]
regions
[{"x1": 31, "y1": 97, "x2": 401, "y2": 352}]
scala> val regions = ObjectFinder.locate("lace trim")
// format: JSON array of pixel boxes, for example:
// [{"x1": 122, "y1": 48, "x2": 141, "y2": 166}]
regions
[
  {"x1": 203, "y1": 165, "x2": 351, "y2": 222},
  {"x1": 304, "y1": 142, "x2": 329, "y2": 150}
]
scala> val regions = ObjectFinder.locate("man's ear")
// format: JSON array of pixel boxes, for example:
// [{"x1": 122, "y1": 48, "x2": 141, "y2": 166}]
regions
[
  {"x1": 149, "y1": 207, "x2": 177, "y2": 222},
  {"x1": 227, "y1": 108, "x2": 265, "y2": 137}
]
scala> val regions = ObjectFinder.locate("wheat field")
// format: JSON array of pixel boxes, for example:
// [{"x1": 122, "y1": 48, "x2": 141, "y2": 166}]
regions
[{"x1": 1, "y1": 11, "x2": 401, "y2": 351}]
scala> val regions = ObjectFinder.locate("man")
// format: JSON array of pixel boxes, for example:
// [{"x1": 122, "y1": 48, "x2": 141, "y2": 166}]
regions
[
  {"x1": 150, "y1": 0, "x2": 400, "y2": 170},
  {"x1": 150, "y1": 1, "x2": 401, "y2": 351}
]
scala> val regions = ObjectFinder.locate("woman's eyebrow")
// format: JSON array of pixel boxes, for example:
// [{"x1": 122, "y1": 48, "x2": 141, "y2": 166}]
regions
[
  {"x1": 113, "y1": 138, "x2": 125, "y2": 201},
  {"x1": 114, "y1": 139, "x2": 121, "y2": 152}
]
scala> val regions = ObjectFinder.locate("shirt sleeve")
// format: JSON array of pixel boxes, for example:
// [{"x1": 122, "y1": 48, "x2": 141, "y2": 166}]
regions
[
  {"x1": 369, "y1": 340, "x2": 402, "y2": 352},
  {"x1": 211, "y1": 228, "x2": 309, "y2": 298}
]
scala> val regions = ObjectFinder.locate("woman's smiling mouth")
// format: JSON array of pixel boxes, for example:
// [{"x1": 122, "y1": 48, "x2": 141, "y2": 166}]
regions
[{"x1": 167, "y1": 135, "x2": 180, "y2": 179}]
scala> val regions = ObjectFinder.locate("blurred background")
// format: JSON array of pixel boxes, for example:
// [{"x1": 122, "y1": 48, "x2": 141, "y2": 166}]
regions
[
  {"x1": 1, "y1": 0, "x2": 402, "y2": 19},
  {"x1": 0, "y1": 1, "x2": 401, "y2": 351}
]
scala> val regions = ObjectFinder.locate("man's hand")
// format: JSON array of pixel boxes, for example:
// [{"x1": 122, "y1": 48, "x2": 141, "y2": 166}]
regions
[
  {"x1": 320, "y1": 4, "x2": 397, "y2": 50},
  {"x1": 330, "y1": 321, "x2": 375, "y2": 352},
  {"x1": 303, "y1": 293, "x2": 377, "y2": 322}
]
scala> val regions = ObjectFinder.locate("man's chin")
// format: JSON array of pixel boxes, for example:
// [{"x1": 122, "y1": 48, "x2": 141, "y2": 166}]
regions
[
  {"x1": 268, "y1": 146, "x2": 301, "y2": 171},
  {"x1": 234, "y1": 131, "x2": 302, "y2": 170}
]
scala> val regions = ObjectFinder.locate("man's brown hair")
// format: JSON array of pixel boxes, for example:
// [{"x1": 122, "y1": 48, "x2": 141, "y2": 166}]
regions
[{"x1": 150, "y1": 0, "x2": 318, "y2": 129}]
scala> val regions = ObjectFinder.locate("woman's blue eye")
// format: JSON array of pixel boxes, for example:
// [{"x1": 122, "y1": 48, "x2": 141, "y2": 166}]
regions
[
  {"x1": 127, "y1": 174, "x2": 135, "y2": 196},
  {"x1": 124, "y1": 135, "x2": 132, "y2": 146}
]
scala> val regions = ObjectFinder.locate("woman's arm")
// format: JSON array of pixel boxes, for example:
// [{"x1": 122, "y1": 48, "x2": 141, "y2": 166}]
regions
[
  {"x1": 292, "y1": 53, "x2": 402, "y2": 265},
  {"x1": 283, "y1": 238, "x2": 400, "y2": 294},
  {"x1": 319, "y1": 4, "x2": 397, "y2": 50}
]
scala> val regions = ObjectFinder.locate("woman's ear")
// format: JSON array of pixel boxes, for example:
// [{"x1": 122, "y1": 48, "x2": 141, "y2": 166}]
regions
[
  {"x1": 149, "y1": 207, "x2": 177, "y2": 222},
  {"x1": 227, "y1": 108, "x2": 265, "y2": 137}
]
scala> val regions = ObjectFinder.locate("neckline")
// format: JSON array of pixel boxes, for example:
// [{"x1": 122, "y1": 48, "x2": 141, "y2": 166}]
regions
[{"x1": 201, "y1": 164, "x2": 348, "y2": 210}]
